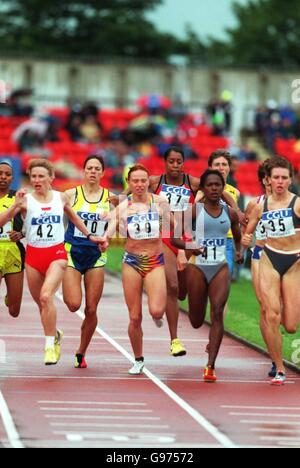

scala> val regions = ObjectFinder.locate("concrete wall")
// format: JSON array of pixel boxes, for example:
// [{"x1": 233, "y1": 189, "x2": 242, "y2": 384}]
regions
[{"x1": 0, "y1": 57, "x2": 298, "y2": 135}]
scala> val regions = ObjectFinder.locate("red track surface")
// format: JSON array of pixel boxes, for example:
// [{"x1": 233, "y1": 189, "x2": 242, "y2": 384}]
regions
[{"x1": 0, "y1": 273, "x2": 300, "y2": 448}]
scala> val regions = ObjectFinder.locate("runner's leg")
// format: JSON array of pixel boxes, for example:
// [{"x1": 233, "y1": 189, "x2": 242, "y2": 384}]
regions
[
  {"x1": 178, "y1": 270, "x2": 187, "y2": 301},
  {"x1": 186, "y1": 264, "x2": 208, "y2": 329},
  {"x1": 27, "y1": 261, "x2": 67, "y2": 336},
  {"x1": 259, "y1": 253, "x2": 284, "y2": 372},
  {"x1": 4, "y1": 272, "x2": 24, "y2": 318},
  {"x1": 163, "y1": 243, "x2": 180, "y2": 341},
  {"x1": 208, "y1": 265, "x2": 231, "y2": 368},
  {"x1": 281, "y1": 260, "x2": 300, "y2": 334},
  {"x1": 144, "y1": 266, "x2": 167, "y2": 321},
  {"x1": 122, "y1": 264, "x2": 144, "y2": 359},
  {"x1": 63, "y1": 267, "x2": 83, "y2": 313},
  {"x1": 78, "y1": 268, "x2": 105, "y2": 355},
  {"x1": 251, "y1": 259, "x2": 268, "y2": 346}
]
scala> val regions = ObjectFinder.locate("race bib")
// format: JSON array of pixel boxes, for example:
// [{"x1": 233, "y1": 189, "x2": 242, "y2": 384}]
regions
[
  {"x1": 255, "y1": 220, "x2": 267, "y2": 241},
  {"x1": 74, "y1": 212, "x2": 108, "y2": 239},
  {"x1": 0, "y1": 222, "x2": 11, "y2": 241},
  {"x1": 30, "y1": 215, "x2": 62, "y2": 245},
  {"x1": 128, "y1": 212, "x2": 160, "y2": 240},
  {"x1": 160, "y1": 185, "x2": 191, "y2": 212},
  {"x1": 195, "y1": 238, "x2": 226, "y2": 266},
  {"x1": 262, "y1": 209, "x2": 295, "y2": 239}
]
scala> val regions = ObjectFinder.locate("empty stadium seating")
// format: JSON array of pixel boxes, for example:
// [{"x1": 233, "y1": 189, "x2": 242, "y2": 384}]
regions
[{"x1": 0, "y1": 110, "x2": 266, "y2": 195}]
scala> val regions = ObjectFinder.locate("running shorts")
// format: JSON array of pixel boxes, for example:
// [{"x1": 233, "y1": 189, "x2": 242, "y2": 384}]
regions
[
  {"x1": 0, "y1": 243, "x2": 25, "y2": 277},
  {"x1": 26, "y1": 244, "x2": 68, "y2": 275},
  {"x1": 65, "y1": 243, "x2": 107, "y2": 275}
]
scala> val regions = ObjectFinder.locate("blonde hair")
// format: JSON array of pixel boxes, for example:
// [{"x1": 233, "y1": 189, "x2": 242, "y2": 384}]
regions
[{"x1": 27, "y1": 159, "x2": 55, "y2": 178}]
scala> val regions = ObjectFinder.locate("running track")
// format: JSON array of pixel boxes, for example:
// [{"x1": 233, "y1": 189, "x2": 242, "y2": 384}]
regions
[{"x1": 0, "y1": 273, "x2": 300, "y2": 449}]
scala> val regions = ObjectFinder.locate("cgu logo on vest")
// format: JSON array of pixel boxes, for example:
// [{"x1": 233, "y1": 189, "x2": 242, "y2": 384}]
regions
[
  {"x1": 201, "y1": 238, "x2": 226, "y2": 247},
  {"x1": 262, "y1": 209, "x2": 292, "y2": 221},
  {"x1": 129, "y1": 212, "x2": 159, "y2": 224},
  {"x1": 161, "y1": 185, "x2": 191, "y2": 196},
  {"x1": 77, "y1": 212, "x2": 103, "y2": 222},
  {"x1": 31, "y1": 215, "x2": 61, "y2": 225}
]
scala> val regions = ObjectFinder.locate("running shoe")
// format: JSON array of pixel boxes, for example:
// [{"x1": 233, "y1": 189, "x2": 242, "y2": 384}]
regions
[
  {"x1": 271, "y1": 371, "x2": 286, "y2": 386},
  {"x1": 128, "y1": 360, "x2": 145, "y2": 375},
  {"x1": 268, "y1": 362, "x2": 277, "y2": 378},
  {"x1": 54, "y1": 329, "x2": 63, "y2": 363},
  {"x1": 203, "y1": 366, "x2": 217, "y2": 383},
  {"x1": 75, "y1": 354, "x2": 88, "y2": 369},
  {"x1": 44, "y1": 348, "x2": 58, "y2": 366},
  {"x1": 153, "y1": 317, "x2": 164, "y2": 328},
  {"x1": 170, "y1": 339, "x2": 187, "y2": 357}
]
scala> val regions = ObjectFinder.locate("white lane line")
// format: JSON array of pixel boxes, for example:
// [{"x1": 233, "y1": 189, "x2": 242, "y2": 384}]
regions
[
  {"x1": 45, "y1": 415, "x2": 160, "y2": 421},
  {"x1": 222, "y1": 405, "x2": 300, "y2": 411},
  {"x1": 278, "y1": 441, "x2": 300, "y2": 447},
  {"x1": 251, "y1": 428, "x2": 300, "y2": 434},
  {"x1": 4, "y1": 375, "x2": 292, "y2": 384},
  {"x1": 50, "y1": 423, "x2": 170, "y2": 429},
  {"x1": 230, "y1": 412, "x2": 300, "y2": 418},
  {"x1": 0, "y1": 392, "x2": 24, "y2": 449},
  {"x1": 261, "y1": 436, "x2": 300, "y2": 442},
  {"x1": 40, "y1": 407, "x2": 153, "y2": 413},
  {"x1": 39, "y1": 401, "x2": 147, "y2": 406},
  {"x1": 240, "y1": 420, "x2": 300, "y2": 426},
  {"x1": 56, "y1": 292, "x2": 236, "y2": 449}
]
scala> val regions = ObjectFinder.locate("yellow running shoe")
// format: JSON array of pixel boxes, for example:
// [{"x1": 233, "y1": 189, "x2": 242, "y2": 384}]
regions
[
  {"x1": 55, "y1": 330, "x2": 63, "y2": 363},
  {"x1": 44, "y1": 348, "x2": 57, "y2": 366},
  {"x1": 170, "y1": 339, "x2": 187, "y2": 357}
]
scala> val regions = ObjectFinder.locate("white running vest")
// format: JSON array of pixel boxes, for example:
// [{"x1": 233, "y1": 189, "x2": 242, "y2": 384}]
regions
[{"x1": 24, "y1": 191, "x2": 65, "y2": 248}]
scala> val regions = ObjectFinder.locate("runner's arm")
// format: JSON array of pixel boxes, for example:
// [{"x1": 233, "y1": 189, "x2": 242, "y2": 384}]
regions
[
  {"x1": 229, "y1": 208, "x2": 243, "y2": 264},
  {"x1": 242, "y1": 204, "x2": 262, "y2": 247},
  {"x1": 0, "y1": 190, "x2": 26, "y2": 227}
]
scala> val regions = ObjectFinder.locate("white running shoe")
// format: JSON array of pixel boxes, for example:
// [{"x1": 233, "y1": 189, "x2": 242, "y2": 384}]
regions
[
  {"x1": 128, "y1": 361, "x2": 145, "y2": 375},
  {"x1": 271, "y1": 371, "x2": 286, "y2": 386}
]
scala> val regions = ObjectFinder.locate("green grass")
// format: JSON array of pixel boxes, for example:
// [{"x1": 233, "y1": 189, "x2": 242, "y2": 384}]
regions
[{"x1": 106, "y1": 247, "x2": 300, "y2": 368}]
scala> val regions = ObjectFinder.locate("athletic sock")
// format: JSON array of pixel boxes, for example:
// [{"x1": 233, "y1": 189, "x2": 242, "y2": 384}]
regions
[
  {"x1": 136, "y1": 357, "x2": 144, "y2": 363},
  {"x1": 45, "y1": 336, "x2": 55, "y2": 350}
]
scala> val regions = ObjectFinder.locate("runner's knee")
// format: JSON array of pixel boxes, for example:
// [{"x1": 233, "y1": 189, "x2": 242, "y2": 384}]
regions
[
  {"x1": 84, "y1": 306, "x2": 98, "y2": 319},
  {"x1": 40, "y1": 291, "x2": 53, "y2": 308},
  {"x1": 9, "y1": 306, "x2": 21, "y2": 319},
  {"x1": 129, "y1": 314, "x2": 142, "y2": 328},
  {"x1": 64, "y1": 297, "x2": 81, "y2": 313},
  {"x1": 167, "y1": 281, "x2": 178, "y2": 298},
  {"x1": 150, "y1": 308, "x2": 164, "y2": 321},
  {"x1": 284, "y1": 322, "x2": 298, "y2": 334},
  {"x1": 266, "y1": 309, "x2": 281, "y2": 327},
  {"x1": 189, "y1": 314, "x2": 205, "y2": 329}
]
